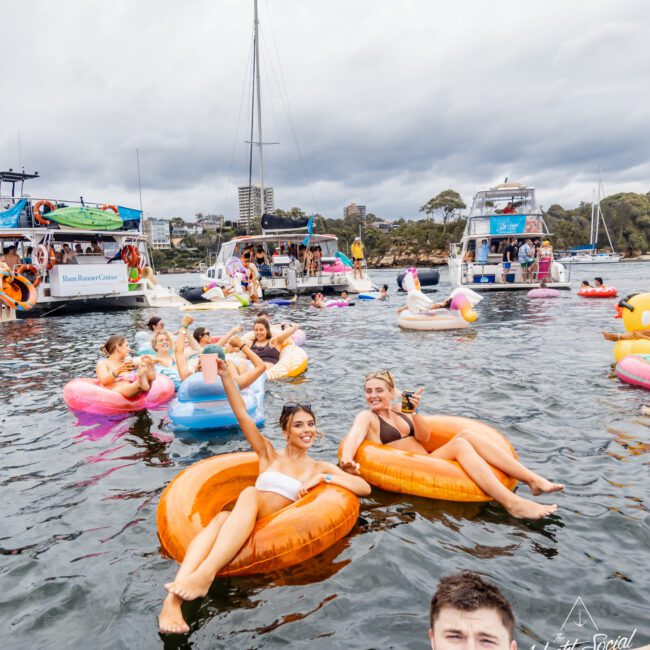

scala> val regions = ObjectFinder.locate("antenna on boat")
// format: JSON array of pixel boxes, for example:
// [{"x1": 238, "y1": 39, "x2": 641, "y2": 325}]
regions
[{"x1": 136, "y1": 148, "x2": 144, "y2": 216}]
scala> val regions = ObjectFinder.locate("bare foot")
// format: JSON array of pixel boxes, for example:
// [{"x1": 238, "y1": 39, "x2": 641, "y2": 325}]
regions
[
  {"x1": 529, "y1": 477, "x2": 565, "y2": 496},
  {"x1": 164, "y1": 569, "x2": 214, "y2": 601},
  {"x1": 142, "y1": 356, "x2": 156, "y2": 384},
  {"x1": 158, "y1": 593, "x2": 190, "y2": 635},
  {"x1": 506, "y1": 495, "x2": 558, "y2": 520},
  {"x1": 138, "y1": 366, "x2": 151, "y2": 392}
]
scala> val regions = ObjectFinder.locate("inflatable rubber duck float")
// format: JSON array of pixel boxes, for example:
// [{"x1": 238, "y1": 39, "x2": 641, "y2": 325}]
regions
[
  {"x1": 603, "y1": 293, "x2": 650, "y2": 361},
  {"x1": 398, "y1": 268, "x2": 482, "y2": 330}
]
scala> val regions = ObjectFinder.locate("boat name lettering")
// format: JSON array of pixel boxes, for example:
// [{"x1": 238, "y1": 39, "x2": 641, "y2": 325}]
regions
[{"x1": 62, "y1": 273, "x2": 122, "y2": 282}]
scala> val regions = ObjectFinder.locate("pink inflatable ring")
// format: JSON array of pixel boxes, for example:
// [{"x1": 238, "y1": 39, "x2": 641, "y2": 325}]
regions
[
  {"x1": 616, "y1": 354, "x2": 650, "y2": 391},
  {"x1": 63, "y1": 375, "x2": 175, "y2": 415},
  {"x1": 528, "y1": 288, "x2": 560, "y2": 299}
]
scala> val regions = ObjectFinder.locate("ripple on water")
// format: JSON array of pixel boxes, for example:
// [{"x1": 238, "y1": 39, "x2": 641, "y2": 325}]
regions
[{"x1": 1, "y1": 266, "x2": 649, "y2": 648}]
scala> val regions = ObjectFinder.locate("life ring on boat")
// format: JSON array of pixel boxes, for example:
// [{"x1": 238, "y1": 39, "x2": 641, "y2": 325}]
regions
[
  {"x1": 0, "y1": 270, "x2": 38, "y2": 311},
  {"x1": 156, "y1": 451, "x2": 360, "y2": 573},
  {"x1": 121, "y1": 244, "x2": 141, "y2": 268},
  {"x1": 100, "y1": 204, "x2": 119, "y2": 215},
  {"x1": 577, "y1": 287, "x2": 618, "y2": 298},
  {"x1": 33, "y1": 199, "x2": 55, "y2": 226},
  {"x1": 616, "y1": 354, "x2": 650, "y2": 391},
  {"x1": 128, "y1": 266, "x2": 142, "y2": 284},
  {"x1": 338, "y1": 415, "x2": 518, "y2": 502},
  {"x1": 63, "y1": 375, "x2": 175, "y2": 415},
  {"x1": 14, "y1": 264, "x2": 41, "y2": 288},
  {"x1": 33, "y1": 244, "x2": 50, "y2": 271}
]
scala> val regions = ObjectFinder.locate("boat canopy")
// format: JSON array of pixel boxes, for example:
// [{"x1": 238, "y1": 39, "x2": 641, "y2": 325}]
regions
[{"x1": 261, "y1": 212, "x2": 310, "y2": 233}]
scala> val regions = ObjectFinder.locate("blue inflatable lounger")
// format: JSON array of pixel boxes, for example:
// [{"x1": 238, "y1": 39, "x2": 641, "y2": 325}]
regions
[{"x1": 168, "y1": 372, "x2": 266, "y2": 430}]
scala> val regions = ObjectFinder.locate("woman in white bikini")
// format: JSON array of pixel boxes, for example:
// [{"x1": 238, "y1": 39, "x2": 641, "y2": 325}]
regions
[{"x1": 158, "y1": 358, "x2": 370, "y2": 634}]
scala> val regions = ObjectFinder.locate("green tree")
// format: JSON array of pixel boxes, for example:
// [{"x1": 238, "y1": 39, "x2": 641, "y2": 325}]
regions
[{"x1": 420, "y1": 190, "x2": 466, "y2": 232}]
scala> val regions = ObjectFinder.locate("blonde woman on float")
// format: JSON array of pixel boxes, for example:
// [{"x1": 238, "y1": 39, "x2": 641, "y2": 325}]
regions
[{"x1": 339, "y1": 371, "x2": 564, "y2": 520}]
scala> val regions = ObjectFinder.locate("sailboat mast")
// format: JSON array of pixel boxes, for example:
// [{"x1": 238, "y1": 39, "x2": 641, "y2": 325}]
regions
[
  {"x1": 254, "y1": 0, "x2": 265, "y2": 217},
  {"x1": 594, "y1": 172, "x2": 601, "y2": 247},
  {"x1": 589, "y1": 189, "x2": 595, "y2": 246}
]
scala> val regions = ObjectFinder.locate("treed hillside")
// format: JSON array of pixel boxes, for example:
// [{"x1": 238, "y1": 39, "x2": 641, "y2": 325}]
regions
[{"x1": 151, "y1": 191, "x2": 650, "y2": 271}]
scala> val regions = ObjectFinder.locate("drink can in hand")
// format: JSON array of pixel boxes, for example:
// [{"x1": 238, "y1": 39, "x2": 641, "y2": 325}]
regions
[{"x1": 401, "y1": 390, "x2": 415, "y2": 414}]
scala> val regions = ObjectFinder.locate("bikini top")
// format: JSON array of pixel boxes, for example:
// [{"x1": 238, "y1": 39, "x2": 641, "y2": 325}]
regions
[
  {"x1": 255, "y1": 470, "x2": 302, "y2": 502},
  {"x1": 251, "y1": 340, "x2": 280, "y2": 364},
  {"x1": 376, "y1": 411, "x2": 415, "y2": 445}
]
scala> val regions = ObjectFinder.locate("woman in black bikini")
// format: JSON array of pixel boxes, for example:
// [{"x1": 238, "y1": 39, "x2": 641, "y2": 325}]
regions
[
  {"x1": 339, "y1": 371, "x2": 563, "y2": 520},
  {"x1": 249, "y1": 317, "x2": 298, "y2": 368}
]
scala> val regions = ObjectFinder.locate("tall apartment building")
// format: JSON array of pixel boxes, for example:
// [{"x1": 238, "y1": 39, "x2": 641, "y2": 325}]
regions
[
  {"x1": 344, "y1": 202, "x2": 367, "y2": 219},
  {"x1": 238, "y1": 185, "x2": 275, "y2": 227},
  {"x1": 144, "y1": 218, "x2": 171, "y2": 249}
]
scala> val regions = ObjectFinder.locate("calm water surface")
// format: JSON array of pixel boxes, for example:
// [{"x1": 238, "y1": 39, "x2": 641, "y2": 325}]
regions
[{"x1": 1, "y1": 265, "x2": 649, "y2": 649}]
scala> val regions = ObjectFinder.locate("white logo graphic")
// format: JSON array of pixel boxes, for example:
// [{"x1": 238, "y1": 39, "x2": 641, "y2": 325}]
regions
[{"x1": 531, "y1": 596, "x2": 638, "y2": 650}]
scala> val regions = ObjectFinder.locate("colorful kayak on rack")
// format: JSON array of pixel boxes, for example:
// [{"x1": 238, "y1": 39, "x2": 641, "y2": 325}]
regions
[{"x1": 46, "y1": 207, "x2": 123, "y2": 231}]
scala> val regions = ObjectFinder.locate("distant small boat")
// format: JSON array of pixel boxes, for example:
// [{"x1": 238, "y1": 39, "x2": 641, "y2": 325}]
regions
[{"x1": 47, "y1": 206, "x2": 122, "y2": 231}]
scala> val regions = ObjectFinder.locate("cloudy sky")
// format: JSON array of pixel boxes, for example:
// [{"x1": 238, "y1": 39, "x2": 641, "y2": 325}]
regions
[{"x1": 2, "y1": 0, "x2": 649, "y2": 221}]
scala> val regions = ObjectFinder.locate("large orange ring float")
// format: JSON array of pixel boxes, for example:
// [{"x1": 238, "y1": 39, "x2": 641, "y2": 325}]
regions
[
  {"x1": 100, "y1": 204, "x2": 119, "y2": 214},
  {"x1": 339, "y1": 415, "x2": 517, "y2": 502},
  {"x1": 0, "y1": 270, "x2": 38, "y2": 311},
  {"x1": 578, "y1": 286, "x2": 618, "y2": 298},
  {"x1": 157, "y1": 452, "x2": 359, "y2": 576},
  {"x1": 33, "y1": 199, "x2": 55, "y2": 226},
  {"x1": 14, "y1": 264, "x2": 41, "y2": 288}
]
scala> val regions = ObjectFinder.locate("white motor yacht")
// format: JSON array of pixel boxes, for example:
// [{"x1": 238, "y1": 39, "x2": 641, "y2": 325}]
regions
[{"x1": 448, "y1": 182, "x2": 571, "y2": 291}]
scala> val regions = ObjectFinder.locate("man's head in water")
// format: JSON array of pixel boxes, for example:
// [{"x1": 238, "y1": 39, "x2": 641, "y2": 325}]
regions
[
  {"x1": 429, "y1": 572, "x2": 516, "y2": 650},
  {"x1": 595, "y1": 277, "x2": 603, "y2": 287},
  {"x1": 341, "y1": 291, "x2": 349, "y2": 300},
  {"x1": 581, "y1": 280, "x2": 590, "y2": 288}
]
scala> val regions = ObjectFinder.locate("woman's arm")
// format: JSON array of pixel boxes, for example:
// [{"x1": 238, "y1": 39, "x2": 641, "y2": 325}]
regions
[
  {"x1": 175, "y1": 324, "x2": 193, "y2": 381},
  {"x1": 270, "y1": 324, "x2": 298, "y2": 347},
  {"x1": 339, "y1": 411, "x2": 373, "y2": 474},
  {"x1": 218, "y1": 359, "x2": 274, "y2": 461},
  {"x1": 217, "y1": 324, "x2": 243, "y2": 347},
  {"x1": 408, "y1": 389, "x2": 431, "y2": 444},
  {"x1": 96, "y1": 359, "x2": 128, "y2": 386},
  {"x1": 230, "y1": 336, "x2": 267, "y2": 389},
  {"x1": 301, "y1": 462, "x2": 371, "y2": 497}
]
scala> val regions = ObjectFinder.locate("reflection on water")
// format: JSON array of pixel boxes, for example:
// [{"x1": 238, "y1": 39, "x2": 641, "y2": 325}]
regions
[{"x1": 1, "y1": 265, "x2": 649, "y2": 648}]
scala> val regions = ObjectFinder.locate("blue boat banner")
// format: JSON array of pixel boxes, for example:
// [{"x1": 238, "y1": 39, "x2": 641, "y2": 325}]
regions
[
  {"x1": 0, "y1": 199, "x2": 27, "y2": 228},
  {"x1": 117, "y1": 206, "x2": 142, "y2": 222},
  {"x1": 489, "y1": 214, "x2": 526, "y2": 235}
]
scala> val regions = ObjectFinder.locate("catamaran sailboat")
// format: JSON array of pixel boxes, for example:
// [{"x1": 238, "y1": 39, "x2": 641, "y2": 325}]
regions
[
  {"x1": 555, "y1": 179, "x2": 621, "y2": 264},
  {"x1": 448, "y1": 182, "x2": 571, "y2": 291},
  {"x1": 202, "y1": 0, "x2": 374, "y2": 297},
  {"x1": 0, "y1": 170, "x2": 187, "y2": 320}
]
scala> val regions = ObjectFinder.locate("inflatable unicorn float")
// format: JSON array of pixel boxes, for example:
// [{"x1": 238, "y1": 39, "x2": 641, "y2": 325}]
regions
[{"x1": 398, "y1": 268, "x2": 482, "y2": 331}]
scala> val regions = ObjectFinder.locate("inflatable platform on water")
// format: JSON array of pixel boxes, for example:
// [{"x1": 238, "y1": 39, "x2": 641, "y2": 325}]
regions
[
  {"x1": 63, "y1": 375, "x2": 175, "y2": 415},
  {"x1": 527, "y1": 287, "x2": 560, "y2": 298},
  {"x1": 157, "y1": 451, "x2": 359, "y2": 574},
  {"x1": 340, "y1": 415, "x2": 517, "y2": 501},
  {"x1": 168, "y1": 372, "x2": 265, "y2": 430}
]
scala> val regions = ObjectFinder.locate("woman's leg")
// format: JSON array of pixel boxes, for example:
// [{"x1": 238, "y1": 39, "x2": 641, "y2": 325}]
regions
[
  {"x1": 430, "y1": 438, "x2": 558, "y2": 519},
  {"x1": 165, "y1": 487, "x2": 259, "y2": 600},
  {"x1": 453, "y1": 429, "x2": 564, "y2": 495},
  {"x1": 111, "y1": 380, "x2": 143, "y2": 398},
  {"x1": 159, "y1": 512, "x2": 229, "y2": 634}
]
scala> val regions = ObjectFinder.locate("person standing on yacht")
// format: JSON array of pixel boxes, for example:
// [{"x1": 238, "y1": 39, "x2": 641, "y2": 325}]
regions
[
  {"x1": 517, "y1": 238, "x2": 537, "y2": 283},
  {"x1": 351, "y1": 237, "x2": 364, "y2": 280}
]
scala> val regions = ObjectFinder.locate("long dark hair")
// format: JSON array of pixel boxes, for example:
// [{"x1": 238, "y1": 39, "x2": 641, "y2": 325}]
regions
[
  {"x1": 279, "y1": 403, "x2": 322, "y2": 441},
  {"x1": 253, "y1": 317, "x2": 272, "y2": 340}
]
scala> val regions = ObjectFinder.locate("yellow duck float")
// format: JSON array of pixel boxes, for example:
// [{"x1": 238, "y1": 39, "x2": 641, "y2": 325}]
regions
[{"x1": 603, "y1": 293, "x2": 650, "y2": 362}]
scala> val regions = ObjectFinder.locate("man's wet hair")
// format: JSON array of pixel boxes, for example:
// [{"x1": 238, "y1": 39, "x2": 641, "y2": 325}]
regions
[{"x1": 429, "y1": 571, "x2": 515, "y2": 640}]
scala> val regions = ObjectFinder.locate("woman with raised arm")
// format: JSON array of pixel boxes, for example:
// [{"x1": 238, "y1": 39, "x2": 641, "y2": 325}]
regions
[
  {"x1": 174, "y1": 316, "x2": 266, "y2": 390},
  {"x1": 339, "y1": 371, "x2": 564, "y2": 520},
  {"x1": 158, "y1": 358, "x2": 370, "y2": 634}
]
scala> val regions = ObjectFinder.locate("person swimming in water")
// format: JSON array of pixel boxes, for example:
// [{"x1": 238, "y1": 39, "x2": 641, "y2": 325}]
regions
[
  {"x1": 158, "y1": 358, "x2": 370, "y2": 634},
  {"x1": 310, "y1": 293, "x2": 325, "y2": 308},
  {"x1": 378, "y1": 284, "x2": 389, "y2": 300},
  {"x1": 339, "y1": 371, "x2": 563, "y2": 520}
]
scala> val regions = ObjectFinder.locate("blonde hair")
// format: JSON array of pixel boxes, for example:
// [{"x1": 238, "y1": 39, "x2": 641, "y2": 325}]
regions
[
  {"x1": 364, "y1": 370, "x2": 399, "y2": 399},
  {"x1": 152, "y1": 330, "x2": 174, "y2": 352}
]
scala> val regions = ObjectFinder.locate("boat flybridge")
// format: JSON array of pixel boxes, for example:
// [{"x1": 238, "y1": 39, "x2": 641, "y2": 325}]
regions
[
  {"x1": 202, "y1": 214, "x2": 374, "y2": 296},
  {"x1": 448, "y1": 182, "x2": 571, "y2": 291},
  {"x1": 0, "y1": 170, "x2": 187, "y2": 320}
]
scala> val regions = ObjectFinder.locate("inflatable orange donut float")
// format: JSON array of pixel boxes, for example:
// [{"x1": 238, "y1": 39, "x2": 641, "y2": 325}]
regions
[
  {"x1": 340, "y1": 415, "x2": 517, "y2": 502},
  {"x1": 157, "y1": 452, "x2": 359, "y2": 575}
]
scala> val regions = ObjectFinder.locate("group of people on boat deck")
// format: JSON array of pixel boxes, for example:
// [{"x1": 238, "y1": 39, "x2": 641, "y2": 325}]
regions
[
  {"x1": 239, "y1": 241, "x2": 327, "y2": 278},
  {"x1": 466, "y1": 236, "x2": 554, "y2": 283}
]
